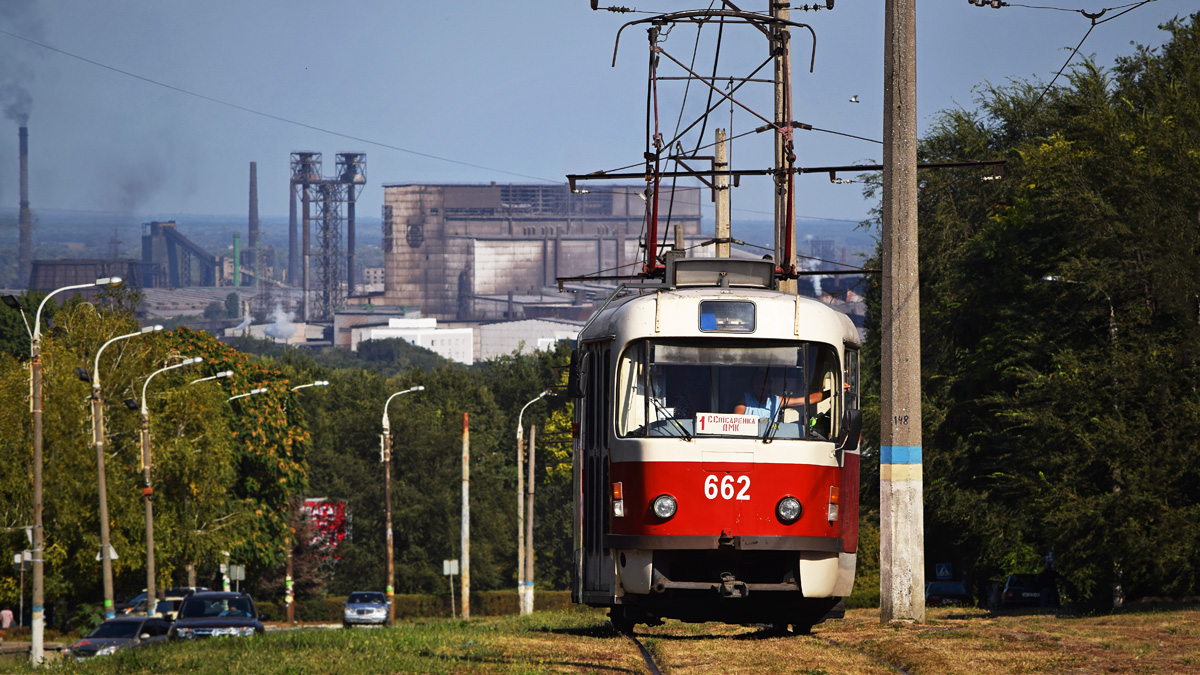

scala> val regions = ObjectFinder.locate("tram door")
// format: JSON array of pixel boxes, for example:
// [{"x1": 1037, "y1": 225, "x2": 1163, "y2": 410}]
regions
[{"x1": 578, "y1": 345, "x2": 612, "y2": 595}]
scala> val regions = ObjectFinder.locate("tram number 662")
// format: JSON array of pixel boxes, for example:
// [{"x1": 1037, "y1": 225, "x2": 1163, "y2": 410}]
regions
[{"x1": 704, "y1": 474, "x2": 750, "y2": 501}]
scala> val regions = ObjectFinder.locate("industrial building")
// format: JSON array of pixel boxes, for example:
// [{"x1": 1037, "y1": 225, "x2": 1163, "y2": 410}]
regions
[{"x1": 360, "y1": 183, "x2": 706, "y2": 321}]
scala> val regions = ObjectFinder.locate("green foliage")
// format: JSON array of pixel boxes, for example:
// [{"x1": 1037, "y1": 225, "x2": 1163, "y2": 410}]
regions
[
  {"x1": 861, "y1": 13, "x2": 1200, "y2": 609},
  {"x1": 0, "y1": 308, "x2": 309, "y2": 615},
  {"x1": 203, "y1": 301, "x2": 225, "y2": 320}
]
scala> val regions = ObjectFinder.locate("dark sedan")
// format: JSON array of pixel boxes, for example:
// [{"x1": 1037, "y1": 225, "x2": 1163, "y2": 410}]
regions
[
  {"x1": 63, "y1": 616, "x2": 171, "y2": 660},
  {"x1": 925, "y1": 581, "x2": 974, "y2": 607},
  {"x1": 993, "y1": 574, "x2": 1042, "y2": 609},
  {"x1": 169, "y1": 591, "x2": 264, "y2": 640}
]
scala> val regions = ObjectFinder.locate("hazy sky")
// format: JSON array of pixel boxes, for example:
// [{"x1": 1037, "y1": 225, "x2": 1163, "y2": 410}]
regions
[{"x1": 0, "y1": 0, "x2": 1191, "y2": 226}]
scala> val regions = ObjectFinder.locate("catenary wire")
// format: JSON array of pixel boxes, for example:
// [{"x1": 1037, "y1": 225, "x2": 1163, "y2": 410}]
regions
[{"x1": 0, "y1": 27, "x2": 559, "y2": 184}]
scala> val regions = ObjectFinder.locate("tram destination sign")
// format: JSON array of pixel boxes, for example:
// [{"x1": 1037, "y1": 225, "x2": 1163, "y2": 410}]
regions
[{"x1": 695, "y1": 413, "x2": 759, "y2": 436}]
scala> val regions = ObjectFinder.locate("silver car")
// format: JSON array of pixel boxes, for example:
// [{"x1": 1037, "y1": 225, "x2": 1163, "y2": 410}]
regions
[{"x1": 342, "y1": 591, "x2": 389, "y2": 627}]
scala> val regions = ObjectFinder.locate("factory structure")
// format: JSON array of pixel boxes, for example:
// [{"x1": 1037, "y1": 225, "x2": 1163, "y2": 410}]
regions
[{"x1": 356, "y1": 182, "x2": 706, "y2": 321}]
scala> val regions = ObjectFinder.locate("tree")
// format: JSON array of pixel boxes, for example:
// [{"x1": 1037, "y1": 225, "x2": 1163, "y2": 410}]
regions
[{"x1": 860, "y1": 13, "x2": 1200, "y2": 608}]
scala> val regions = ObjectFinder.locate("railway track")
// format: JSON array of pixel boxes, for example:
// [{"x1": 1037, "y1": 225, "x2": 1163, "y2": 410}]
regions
[{"x1": 614, "y1": 627, "x2": 663, "y2": 675}]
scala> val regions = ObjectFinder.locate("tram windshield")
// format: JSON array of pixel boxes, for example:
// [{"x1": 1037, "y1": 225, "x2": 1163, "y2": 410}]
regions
[{"x1": 616, "y1": 340, "x2": 842, "y2": 441}]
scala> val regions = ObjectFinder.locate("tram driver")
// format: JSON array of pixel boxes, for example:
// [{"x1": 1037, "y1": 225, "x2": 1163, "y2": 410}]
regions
[{"x1": 733, "y1": 368, "x2": 832, "y2": 419}]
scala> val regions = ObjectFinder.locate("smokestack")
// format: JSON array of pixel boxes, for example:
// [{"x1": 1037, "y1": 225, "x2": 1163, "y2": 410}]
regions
[
  {"x1": 288, "y1": 184, "x2": 298, "y2": 285},
  {"x1": 249, "y1": 162, "x2": 259, "y2": 281},
  {"x1": 18, "y1": 126, "x2": 33, "y2": 288}
]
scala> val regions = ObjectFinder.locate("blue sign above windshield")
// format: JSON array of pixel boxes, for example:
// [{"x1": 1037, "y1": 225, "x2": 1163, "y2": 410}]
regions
[{"x1": 699, "y1": 301, "x2": 755, "y2": 333}]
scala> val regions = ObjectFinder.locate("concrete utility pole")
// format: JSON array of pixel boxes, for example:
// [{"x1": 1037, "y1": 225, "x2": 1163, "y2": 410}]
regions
[
  {"x1": 880, "y1": 0, "x2": 924, "y2": 623},
  {"x1": 715, "y1": 128, "x2": 731, "y2": 259},
  {"x1": 461, "y1": 412, "x2": 470, "y2": 619},
  {"x1": 772, "y1": 1, "x2": 798, "y2": 294},
  {"x1": 523, "y1": 425, "x2": 536, "y2": 615}
]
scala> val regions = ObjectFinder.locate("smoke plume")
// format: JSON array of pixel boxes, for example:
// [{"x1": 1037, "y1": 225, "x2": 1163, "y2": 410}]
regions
[
  {"x1": 263, "y1": 304, "x2": 297, "y2": 341},
  {"x1": 0, "y1": 0, "x2": 42, "y2": 126}
]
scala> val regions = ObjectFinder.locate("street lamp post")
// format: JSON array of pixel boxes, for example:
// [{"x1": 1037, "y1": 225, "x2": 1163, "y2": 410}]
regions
[
  {"x1": 89, "y1": 323, "x2": 163, "y2": 620},
  {"x1": 284, "y1": 380, "x2": 328, "y2": 624},
  {"x1": 381, "y1": 385, "x2": 425, "y2": 625},
  {"x1": 1042, "y1": 274, "x2": 1120, "y2": 607},
  {"x1": 137, "y1": 356, "x2": 204, "y2": 617},
  {"x1": 29, "y1": 276, "x2": 122, "y2": 666},
  {"x1": 516, "y1": 390, "x2": 550, "y2": 615}
]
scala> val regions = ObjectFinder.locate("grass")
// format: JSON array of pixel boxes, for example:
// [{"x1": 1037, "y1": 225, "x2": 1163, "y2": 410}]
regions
[{"x1": 6, "y1": 605, "x2": 1198, "y2": 674}]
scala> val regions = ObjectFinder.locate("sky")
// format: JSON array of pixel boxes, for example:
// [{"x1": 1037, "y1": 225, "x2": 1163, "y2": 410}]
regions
[{"x1": 0, "y1": 0, "x2": 1192, "y2": 229}]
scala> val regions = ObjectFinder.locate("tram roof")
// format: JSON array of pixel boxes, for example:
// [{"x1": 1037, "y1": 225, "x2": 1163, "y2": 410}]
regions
[{"x1": 579, "y1": 284, "x2": 860, "y2": 347}]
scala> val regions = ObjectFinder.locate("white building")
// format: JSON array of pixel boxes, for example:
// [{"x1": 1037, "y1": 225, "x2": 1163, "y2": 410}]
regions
[
  {"x1": 476, "y1": 318, "x2": 581, "y2": 362},
  {"x1": 350, "y1": 317, "x2": 474, "y2": 364}
]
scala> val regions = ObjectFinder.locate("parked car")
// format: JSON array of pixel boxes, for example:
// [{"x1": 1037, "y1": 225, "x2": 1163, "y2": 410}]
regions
[
  {"x1": 342, "y1": 591, "x2": 389, "y2": 628},
  {"x1": 169, "y1": 591, "x2": 264, "y2": 639},
  {"x1": 119, "y1": 591, "x2": 147, "y2": 615},
  {"x1": 63, "y1": 616, "x2": 171, "y2": 660},
  {"x1": 925, "y1": 581, "x2": 974, "y2": 607},
  {"x1": 993, "y1": 574, "x2": 1042, "y2": 609},
  {"x1": 164, "y1": 586, "x2": 208, "y2": 597},
  {"x1": 124, "y1": 599, "x2": 175, "y2": 618}
]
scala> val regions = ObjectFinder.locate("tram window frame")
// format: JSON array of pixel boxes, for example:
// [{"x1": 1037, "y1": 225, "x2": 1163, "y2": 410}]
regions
[{"x1": 614, "y1": 338, "x2": 843, "y2": 440}]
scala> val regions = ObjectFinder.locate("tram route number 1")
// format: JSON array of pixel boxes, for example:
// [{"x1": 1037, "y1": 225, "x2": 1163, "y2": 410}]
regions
[
  {"x1": 695, "y1": 413, "x2": 759, "y2": 437},
  {"x1": 704, "y1": 474, "x2": 750, "y2": 501}
]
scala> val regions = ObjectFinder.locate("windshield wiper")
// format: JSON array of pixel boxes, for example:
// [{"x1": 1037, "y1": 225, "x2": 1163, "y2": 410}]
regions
[
  {"x1": 762, "y1": 393, "x2": 785, "y2": 443},
  {"x1": 650, "y1": 397, "x2": 692, "y2": 440}
]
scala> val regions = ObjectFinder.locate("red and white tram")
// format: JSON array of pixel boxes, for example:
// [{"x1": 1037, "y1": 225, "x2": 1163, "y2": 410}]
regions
[{"x1": 569, "y1": 257, "x2": 862, "y2": 632}]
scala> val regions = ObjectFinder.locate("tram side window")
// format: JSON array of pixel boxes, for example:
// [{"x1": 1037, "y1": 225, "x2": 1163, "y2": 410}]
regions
[
  {"x1": 844, "y1": 348, "x2": 860, "y2": 411},
  {"x1": 807, "y1": 344, "x2": 842, "y2": 441},
  {"x1": 616, "y1": 343, "x2": 647, "y2": 437}
]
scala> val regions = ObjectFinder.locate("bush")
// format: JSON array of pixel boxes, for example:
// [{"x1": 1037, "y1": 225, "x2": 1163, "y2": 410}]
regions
[{"x1": 259, "y1": 591, "x2": 575, "y2": 622}]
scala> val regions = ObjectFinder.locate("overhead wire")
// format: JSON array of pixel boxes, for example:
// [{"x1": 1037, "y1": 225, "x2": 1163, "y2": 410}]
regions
[
  {"x1": 980, "y1": 0, "x2": 1159, "y2": 124},
  {"x1": 0, "y1": 26, "x2": 560, "y2": 184}
]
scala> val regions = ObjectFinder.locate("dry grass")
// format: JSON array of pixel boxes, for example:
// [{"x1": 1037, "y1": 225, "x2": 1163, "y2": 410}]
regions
[{"x1": 16, "y1": 605, "x2": 1200, "y2": 674}]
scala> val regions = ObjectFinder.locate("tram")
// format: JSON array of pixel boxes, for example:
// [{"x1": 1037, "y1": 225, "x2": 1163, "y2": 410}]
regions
[{"x1": 568, "y1": 257, "x2": 862, "y2": 632}]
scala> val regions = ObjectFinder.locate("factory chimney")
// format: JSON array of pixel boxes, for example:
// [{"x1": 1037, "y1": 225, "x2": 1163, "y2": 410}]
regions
[
  {"x1": 249, "y1": 161, "x2": 259, "y2": 282},
  {"x1": 18, "y1": 126, "x2": 33, "y2": 288}
]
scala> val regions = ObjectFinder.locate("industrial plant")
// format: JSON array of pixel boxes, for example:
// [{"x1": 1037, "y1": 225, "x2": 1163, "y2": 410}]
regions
[{"x1": 4, "y1": 129, "x2": 860, "y2": 361}]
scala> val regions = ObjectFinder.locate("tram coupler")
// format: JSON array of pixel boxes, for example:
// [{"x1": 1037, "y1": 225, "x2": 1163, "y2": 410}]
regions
[{"x1": 718, "y1": 572, "x2": 749, "y2": 599}]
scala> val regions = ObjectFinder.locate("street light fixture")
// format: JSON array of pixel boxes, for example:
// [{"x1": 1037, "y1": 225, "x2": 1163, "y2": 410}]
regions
[
  {"x1": 228, "y1": 387, "x2": 268, "y2": 402},
  {"x1": 28, "y1": 276, "x2": 121, "y2": 666},
  {"x1": 87, "y1": 323, "x2": 163, "y2": 620},
  {"x1": 291, "y1": 380, "x2": 329, "y2": 391},
  {"x1": 136, "y1": 355, "x2": 203, "y2": 618},
  {"x1": 516, "y1": 390, "x2": 551, "y2": 615},
  {"x1": 191, "y1": 370, "x2": 234, "y2": 385},
  {"x1": 2, "y1": 294, "x2": 32, "y2": 338},
  {"x1": 381, "y1": 385, "x2": 425, "y2": 624}
]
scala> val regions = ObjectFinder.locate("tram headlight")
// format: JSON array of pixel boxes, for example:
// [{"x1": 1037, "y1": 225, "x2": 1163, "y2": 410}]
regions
[
  {"x1": 776, "y1": 496, "x2": 802, "y2": 523},
  {"x1": 652, "y1": 494, "x2": 677, "y2": 520}
]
